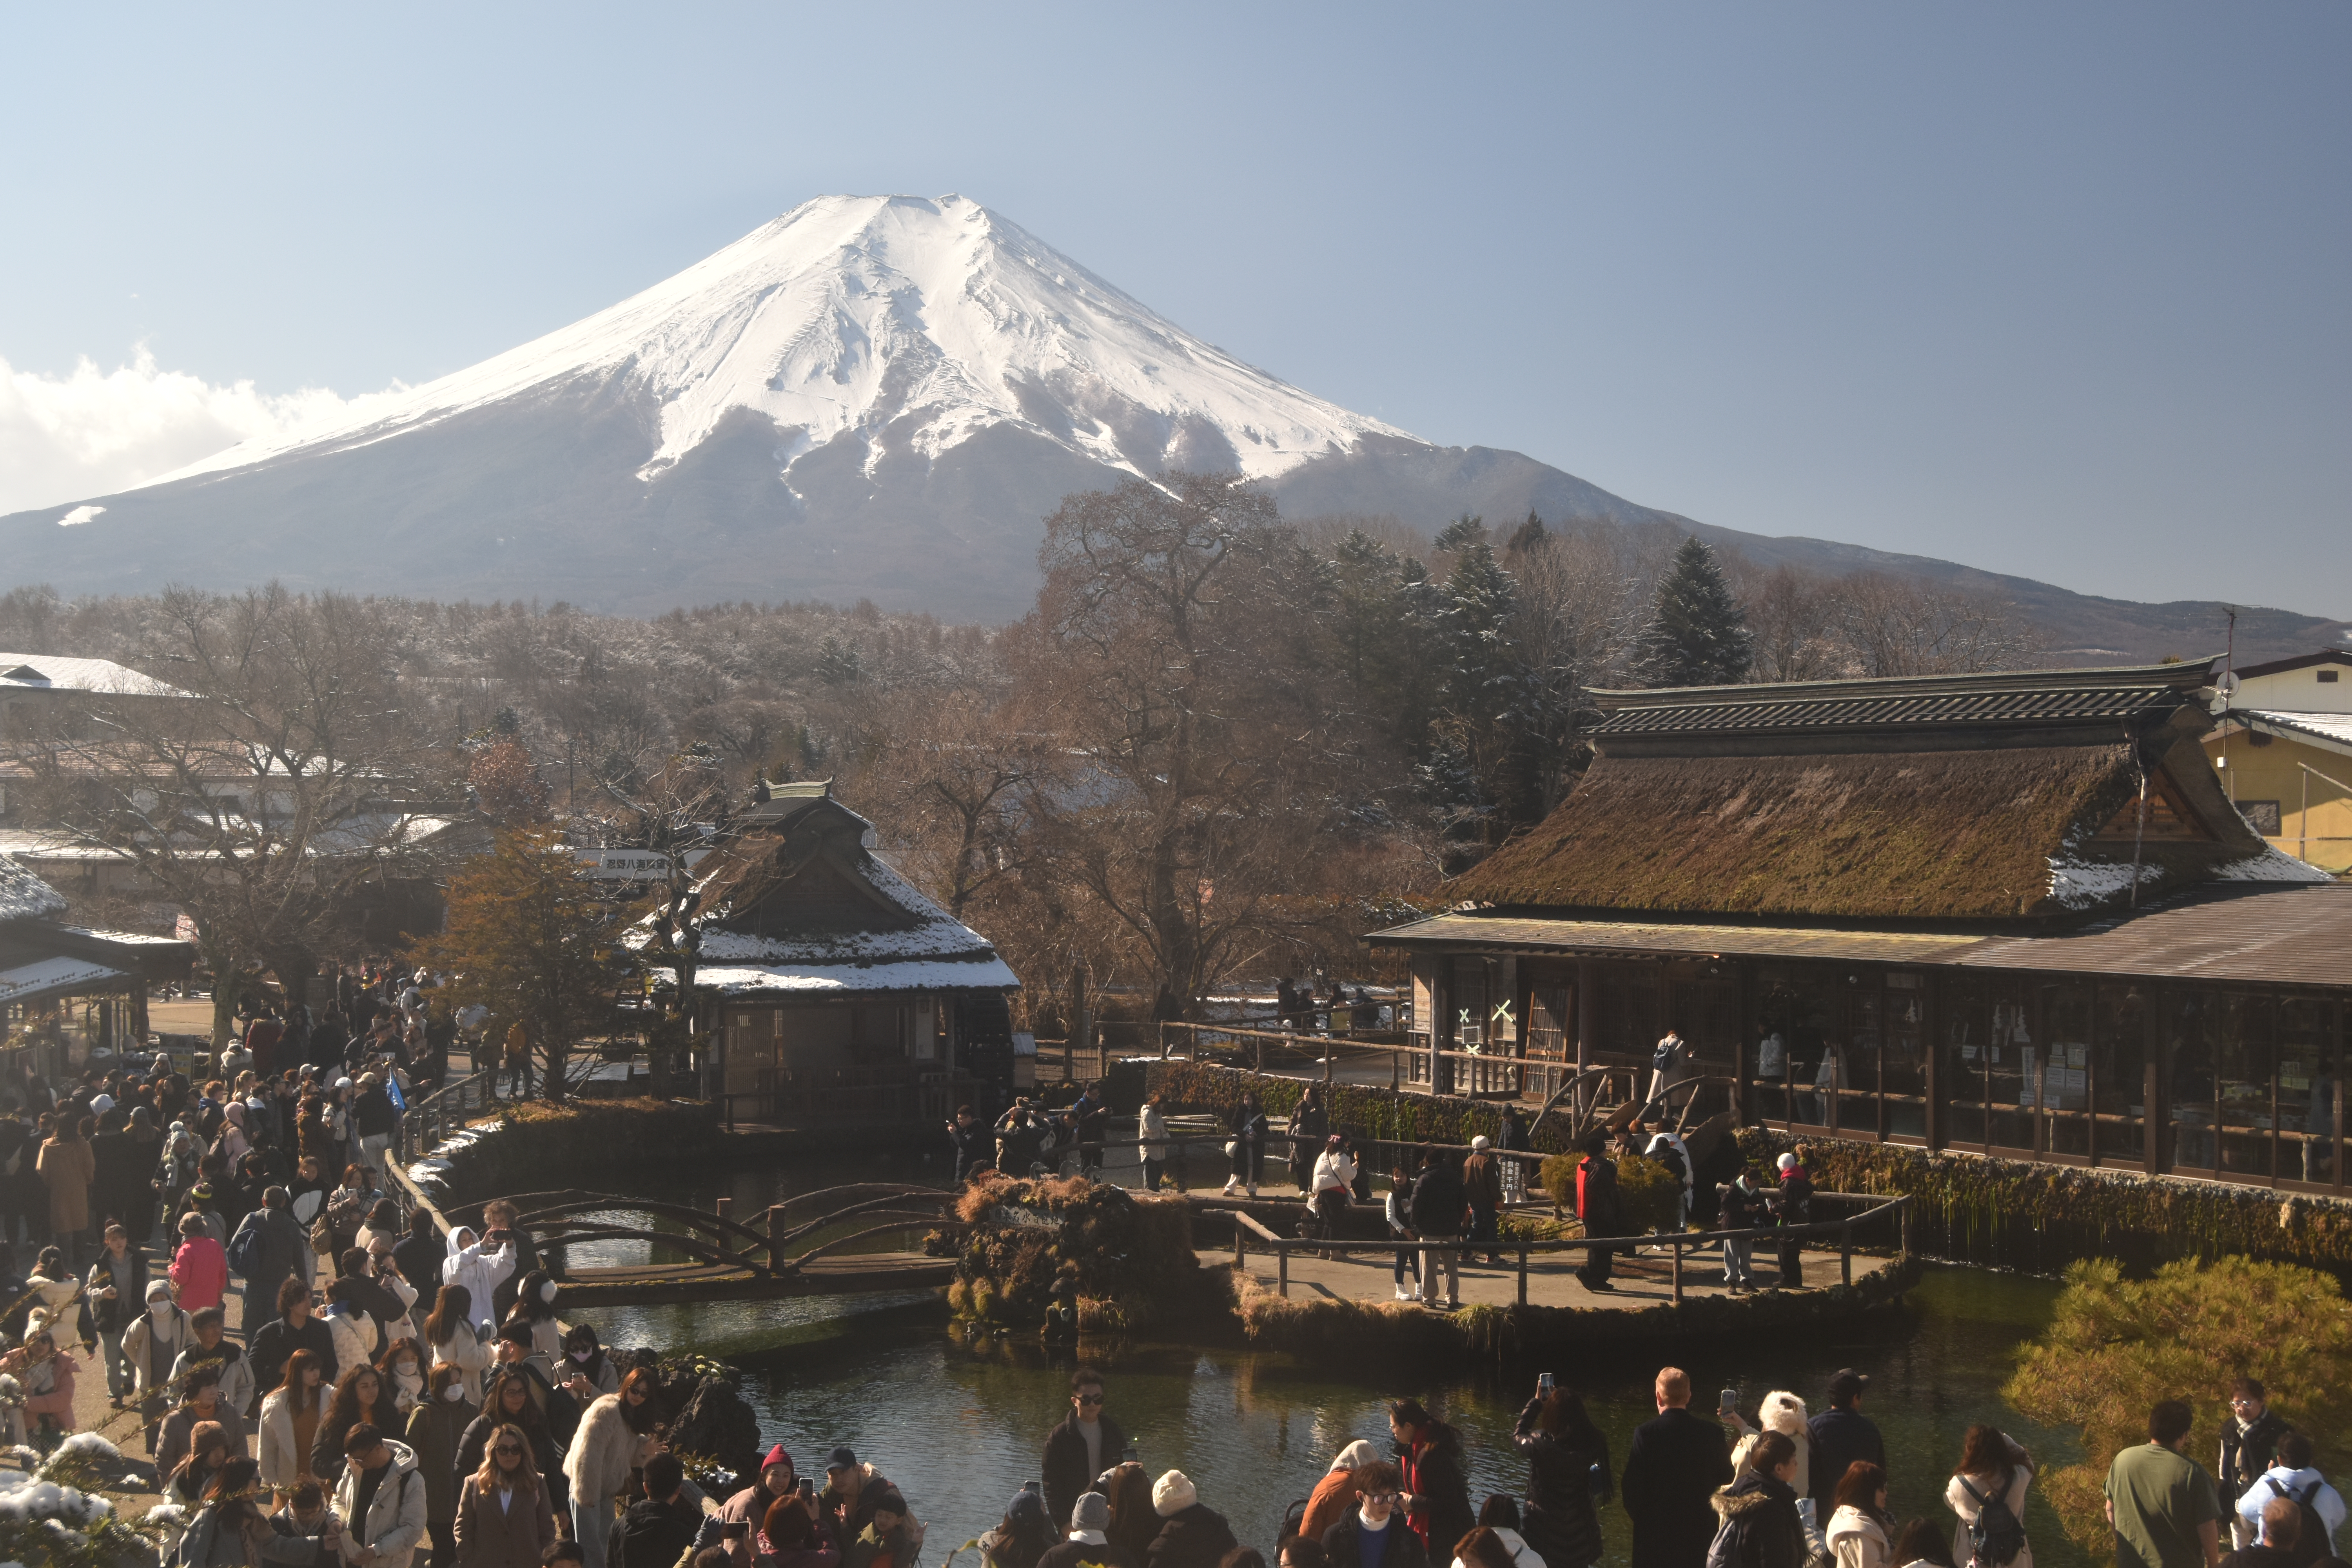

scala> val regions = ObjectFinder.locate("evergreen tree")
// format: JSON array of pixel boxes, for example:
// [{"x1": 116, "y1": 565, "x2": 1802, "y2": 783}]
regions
[{"x1": 1634, "y1": 536, "x2": 1753, "y2": 686}]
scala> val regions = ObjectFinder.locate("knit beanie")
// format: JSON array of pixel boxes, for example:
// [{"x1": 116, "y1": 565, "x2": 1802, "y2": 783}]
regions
[
  {"x1": 1152, "y1": 1470, "x2": 1197, "y2": 1517},
  {"x1": 1071, "y1": 1494, "x2": 1111, "y2": 1532}
]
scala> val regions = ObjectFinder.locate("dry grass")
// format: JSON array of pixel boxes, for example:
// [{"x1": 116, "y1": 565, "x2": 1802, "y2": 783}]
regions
[{"x1": 1453, "y1": 746, "x2": 2147, "y2": 919}]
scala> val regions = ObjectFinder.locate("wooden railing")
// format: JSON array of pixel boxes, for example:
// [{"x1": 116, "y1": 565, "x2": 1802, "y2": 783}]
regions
[
  {"x1": 1227, "y1": 1190, "x2": 1911, "y2": 1303},
  {"x1": 395, "y1": 1067, "x2": 499, "y2": 1165}
]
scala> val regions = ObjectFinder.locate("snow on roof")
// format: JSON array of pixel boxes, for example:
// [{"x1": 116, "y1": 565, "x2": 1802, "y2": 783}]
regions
[
  {"x1": 701, "y1": 955, "x2": 1020, "y2": 997},
  {"x1": 2239, "y1": 709, "x2": 2352, "y2": 757},
  {"x1": 0, "y1": 653, "x2": 188, "y2": 698},
  {"x1": 0, "y1": 955, "x2": 128, "y2": 1006},
  {"x1": 0, "y1": 854, "x2": 68, "y2": 923}
]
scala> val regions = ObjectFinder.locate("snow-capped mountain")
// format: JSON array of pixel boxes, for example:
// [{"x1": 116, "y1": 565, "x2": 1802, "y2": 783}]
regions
[
  {"x1": 144, "y1": 194, "x2": 1410, "y2": 498},
  {"x1": 0, "y1": 194, "x2": 1685, "y2": 619}
]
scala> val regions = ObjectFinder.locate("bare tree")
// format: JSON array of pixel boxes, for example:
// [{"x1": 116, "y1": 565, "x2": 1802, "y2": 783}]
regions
[
  {"x1": 1009, "y1": 472, "x2": 1348, "y2": 1019},
  {"x1": 1833, "y1": 572, "x2": 2043, "y2": 676},
  {"x1": 5, "y1": 586, "x2": 452, "y2": 1045}
]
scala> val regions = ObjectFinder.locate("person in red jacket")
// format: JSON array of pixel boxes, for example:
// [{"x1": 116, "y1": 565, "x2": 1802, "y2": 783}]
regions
[{"x1": 169, "y1": 1209, "x2": 229, "y2": 1312}]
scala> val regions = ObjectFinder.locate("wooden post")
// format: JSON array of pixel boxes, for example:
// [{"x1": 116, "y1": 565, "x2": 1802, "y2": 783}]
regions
[
  {"x1": 1901, "y1": 1196, "x2": 1915, "y2": 1258},
  {"x1": 716, "y1": 1197, "x2": 732, "y2": 1226},
  {"x1": 1277, "y1": 1245, "x2": 1289, "y2": 1298},
  {"x1": 1234, "y1": 1223, "x2": 1246, "y2": 1271},
  {"x1": 1517, "y1": 1246, "x2": 1528, "y2": 1307},
  {"x1": 1671, "y1": 1239, "x2": 1683, "y2": 1305},
  {"x1": 767, "y1": 1204, "x2": 789, "y2": 1272},
  {"x1": 1841, "y1": 1221, "x2": 1853, "y2": 1286}
]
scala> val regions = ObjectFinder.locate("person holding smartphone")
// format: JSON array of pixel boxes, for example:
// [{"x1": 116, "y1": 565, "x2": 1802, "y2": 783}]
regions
[
  {"x1": 1515, "y1": 1376, "x2": 1613, "y2": 1568},
  {"x1": 696, "y1": 1445, "x2": 802, "y2": 1557}
]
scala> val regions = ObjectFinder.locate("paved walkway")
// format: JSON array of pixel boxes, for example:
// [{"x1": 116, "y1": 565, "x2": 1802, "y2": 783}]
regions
[{"x1": 1205, "y1": 1240, "x2": 1891, "y2": 1309}]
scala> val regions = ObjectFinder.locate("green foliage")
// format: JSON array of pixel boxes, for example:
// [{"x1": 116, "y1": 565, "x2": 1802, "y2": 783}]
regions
[
  {"x1": 2007, "y1": 1257, "x2": 2352, "y2": 1558},
  {"x1": 1143, "y1": 1061, "x2": 1575, "y2": 1159},
  {"x1": 0, "y1": 1434, "x2": 178, "y2": 1568},
  {"x1": 1635, "y1": 536, "x2": 1752, "y2": 687},
  {"x1": 1732, "y1": 1128, "x2": 2352, "y2": 1275},
  {"x1": 1615, "y1": 1152, "x2": 1684, "y2": 1232},
  {"x1": 1540, "y1": 1152, "x2": 1580, "y2": 1218}
]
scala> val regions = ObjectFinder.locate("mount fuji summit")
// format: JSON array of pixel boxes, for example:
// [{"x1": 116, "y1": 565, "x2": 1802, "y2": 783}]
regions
[{"x1": 3, "y1": 195, "x2": 1684, "y2": 618}]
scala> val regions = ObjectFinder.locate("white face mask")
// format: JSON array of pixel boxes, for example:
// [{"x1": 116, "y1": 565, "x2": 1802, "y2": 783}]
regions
[
  {"x1": 441, "y1": 1383, "x2": 465, "y2": 1402},
  {"x1": 396, "y1": 1364, "x2": 421, "y2": 1384},
  {"x1": 538, "y1": 1280, "x2": 556, "y2": 1304},
  {"x1": 149, "y1": 1299, "x2": 173, "y2": 1320}
]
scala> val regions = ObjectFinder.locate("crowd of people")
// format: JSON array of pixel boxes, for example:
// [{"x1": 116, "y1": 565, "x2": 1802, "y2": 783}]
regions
[{"x1": 967, "y1": 1365, "x2": 2347, "y2": 1568}]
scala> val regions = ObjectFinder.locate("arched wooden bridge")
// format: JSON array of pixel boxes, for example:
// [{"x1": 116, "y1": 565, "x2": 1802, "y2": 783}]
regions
[{"x1": 486, "y1": 1183, "x2": 967, "y2": 1305}]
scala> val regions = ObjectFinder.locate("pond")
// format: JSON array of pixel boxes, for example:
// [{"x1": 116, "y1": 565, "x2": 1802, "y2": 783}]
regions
[{"x1": 527, "y1": 1161, "x2": 2089, "y2": 1568}]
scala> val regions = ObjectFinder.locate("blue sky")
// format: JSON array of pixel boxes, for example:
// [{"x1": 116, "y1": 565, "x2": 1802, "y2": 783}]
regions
[{"x1": 3, "y1": 2, "x2": 2345, "y2": 610}]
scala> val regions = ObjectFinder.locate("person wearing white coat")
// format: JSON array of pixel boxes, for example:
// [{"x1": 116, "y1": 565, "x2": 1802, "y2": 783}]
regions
[
  {"x1": 1454, "y1": 1525, "x2": 1548, "y2": 1568},
  {"x1": 441, "y1": 1229, "x2": 515, "y2": 1337},
  {"x1": 259, "y1": 1367, "x2": 335, "y2": 1496},
  {"x1": 319, "y1": 1280, "x2": 379, "y2": 1380}
]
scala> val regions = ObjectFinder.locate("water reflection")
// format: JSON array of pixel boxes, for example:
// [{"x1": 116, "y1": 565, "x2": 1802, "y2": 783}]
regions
[{"x1": 503, "y1": 1163, "x2": 2084, "y2": 1568}]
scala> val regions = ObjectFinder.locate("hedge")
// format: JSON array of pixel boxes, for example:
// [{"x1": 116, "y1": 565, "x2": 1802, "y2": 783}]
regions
[{"x1": 1737, "y1": 1129, "x2": 2352, "y2": 1277}]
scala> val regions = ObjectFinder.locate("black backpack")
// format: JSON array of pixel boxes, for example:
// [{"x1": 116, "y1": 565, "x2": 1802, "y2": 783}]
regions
[
  {"x1": 2265, "y1": 1477, "x2": 2330, "y2": 1568},
  {"x1": 1958, "y1": 1476, "x2": 2028, "y2": 1568}
]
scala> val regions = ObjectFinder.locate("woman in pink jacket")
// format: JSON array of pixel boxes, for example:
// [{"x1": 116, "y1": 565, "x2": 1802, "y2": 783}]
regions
[
  {"x1": 168, "y1": 1210, "x2": 229, "y2": 1313},
  {"x1": 4, "y1": 1322, "x2": 80, "y2": 1443}
]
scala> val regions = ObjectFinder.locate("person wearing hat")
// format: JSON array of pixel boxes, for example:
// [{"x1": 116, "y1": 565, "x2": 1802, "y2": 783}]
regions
[
  {"x1": 1462, "y1": 1136, "x2": 1505, "y2": 1267},
  {"x1": 696, "y1": 1444, "x2": 802, "y2": 1555},
  {"x1": 1769, "y1": 1154, "x2": 1813, "y2": 1290},
  {"x1": 1038, "y1": 1491, "x2": 1135, "y2": 1568},
  {"x1": 820, "y1": 1448, "x2": 918, "y2": 1556},
  {"x1": 983, "y1": 1489, "x2": 1059, "y2": 1568},
  {"x1": 1807, "y1": 1371, "x2": 1885, "y2": 1522},
  {"x1": 1143, "y1": 1472, "x2": 1234, "y2": 1568},
  {"x1": 845, "y1": 1485, "x2": 920, "y2": 1568}
]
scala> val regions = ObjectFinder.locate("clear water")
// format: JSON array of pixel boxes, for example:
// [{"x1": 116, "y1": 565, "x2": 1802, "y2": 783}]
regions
[{"x1": 532, "y1": 1161, "x2": 2087, "y2": 1568}]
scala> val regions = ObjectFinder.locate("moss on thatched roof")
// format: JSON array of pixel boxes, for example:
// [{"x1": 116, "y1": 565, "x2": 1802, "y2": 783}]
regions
[{"x1": 1452, "y1": 744, "x2": 2217, "y2": 921}]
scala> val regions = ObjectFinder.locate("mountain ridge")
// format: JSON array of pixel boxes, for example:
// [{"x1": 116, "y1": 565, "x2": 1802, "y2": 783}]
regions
[{"x1": 3, "y1": 194, "x2": 2341, "y2": 662}]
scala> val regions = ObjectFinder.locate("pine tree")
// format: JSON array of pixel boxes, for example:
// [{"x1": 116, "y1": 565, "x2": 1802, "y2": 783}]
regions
[{"x1": 1634, "y1": 536, "x2": 1753, "y2": 686}]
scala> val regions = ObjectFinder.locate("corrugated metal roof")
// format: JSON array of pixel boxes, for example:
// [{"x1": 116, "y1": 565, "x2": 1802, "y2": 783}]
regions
[
  {"x1": 2239, "y1": 709, "x2": 2352, "y2": 758},
  {"x1": 0, "y1": 956, "x2": 129, "y2": 1007},
  {"x1": 1372, "y1": 884, "x2": 2352, "y2": 990},
  {"x1": 1368, "y1": 912, "x2": 1992, "y2": 965},
  {"x1": 1959, "y1": 884, "x2": 2352, "y2": 987}
]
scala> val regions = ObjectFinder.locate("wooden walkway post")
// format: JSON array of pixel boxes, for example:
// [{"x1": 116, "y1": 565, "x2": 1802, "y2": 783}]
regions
[
  {"x1": 1277, "y1": 1244, "x2": 1289, "y2": 1298},
  {"x1": 1841, "y1": 1221, "x2": 1853, "y2": 1287},
  {"x1": 767, "y1": 1205, "x2": 789, "y2": 1272},
  {"x1": 1671, "y1": 1238, "x2": 1683, "y2": 1305},
  {"x1": 1517, "y1": 1246, "x2": 1528, "y2": 1307}
]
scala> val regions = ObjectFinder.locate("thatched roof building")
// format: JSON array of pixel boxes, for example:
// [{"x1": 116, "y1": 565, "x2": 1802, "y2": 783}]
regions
[
  {"x1": 1368, "y1": 659, "x2": 2351, "y2": 1194},
  {"x1": 1451, "y1": 660, "x2": 2315, "y2": 921},
  {"x1": 670, "y1": 780, "x2": 1019, "y2": 1128}
]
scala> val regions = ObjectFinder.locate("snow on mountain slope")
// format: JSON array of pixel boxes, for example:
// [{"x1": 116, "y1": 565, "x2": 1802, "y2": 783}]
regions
[{"x1": 143, "y1": 194, "x2": 1411, "y2": 495}]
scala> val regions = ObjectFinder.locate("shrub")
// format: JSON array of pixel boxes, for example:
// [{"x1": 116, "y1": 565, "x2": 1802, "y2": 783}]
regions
[
  {"x1": 2005, "y1": 1256, "x2": 2352, "y2": 1557},
  {"x1": 1616, "y1": 1152, "x2": 1684, "y2": 1233}
]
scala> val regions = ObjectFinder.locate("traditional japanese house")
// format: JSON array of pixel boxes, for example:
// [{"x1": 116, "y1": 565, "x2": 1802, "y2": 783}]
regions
[
  {"x1": 684, "y1": 780, "x2": 1020, "y2": 1127},
  {"x1": 2205, "y1": 648, "x2": 2352, "y2": 874},
  {"x1": 0, "y1": 852, "x2": 192, "y2": 1079},
  {"x1": 1370, "y1": 658, "x2": 2352, "y2": 1191}
]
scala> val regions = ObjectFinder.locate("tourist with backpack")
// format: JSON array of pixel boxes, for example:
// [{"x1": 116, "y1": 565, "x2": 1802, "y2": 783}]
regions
[
  {"x1": 1945, "y1": 1426, "x2": 2034, "y2": 1568},
  {"x1": 2232, "y1": 1432, "x2": 2343, "y2": 1567},
  {"x1": 1646, "y1": 1030, "x2": 1695, "y2": 1120},
  {"x1": 2221, "y1": 1381, "x2": 2292, "y2": 1550}
]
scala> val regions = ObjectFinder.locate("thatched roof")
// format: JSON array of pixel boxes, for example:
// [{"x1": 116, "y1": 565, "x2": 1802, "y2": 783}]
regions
[{"x1": 1450, "y1": 735, "x2": 2307, "y2": 922}]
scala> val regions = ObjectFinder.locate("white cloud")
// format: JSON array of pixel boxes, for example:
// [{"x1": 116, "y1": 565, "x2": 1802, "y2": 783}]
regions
[{"x1": 0, "y1": 348, "x2": 403, "y2": 515}]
